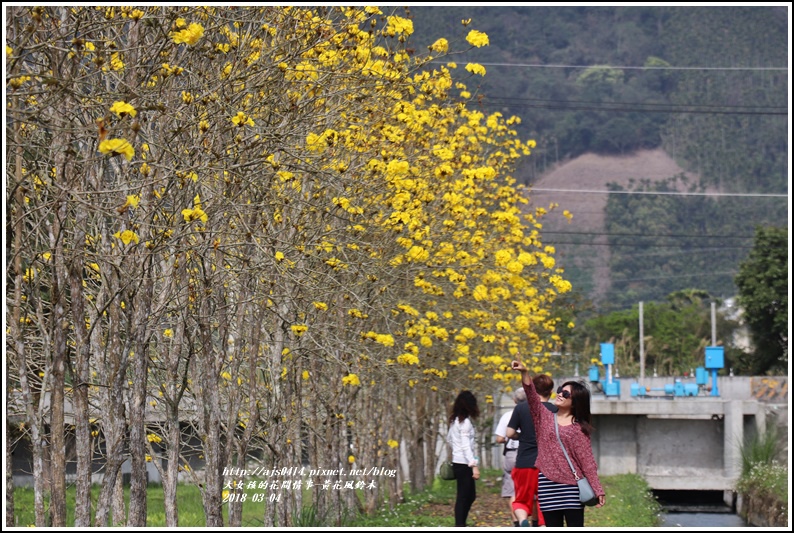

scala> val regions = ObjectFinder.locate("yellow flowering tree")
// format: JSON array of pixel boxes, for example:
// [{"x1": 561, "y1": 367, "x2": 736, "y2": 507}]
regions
[{"x1": 6, "y1": 5, "x2": 571, "y2": 527}]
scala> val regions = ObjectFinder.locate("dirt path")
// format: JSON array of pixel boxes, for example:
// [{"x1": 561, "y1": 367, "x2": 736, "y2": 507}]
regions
[
  {"x1": 470, "y1": 488, "x2": 516, "y2": 527},
  {"x1": 420, "y1": 476, "x2": 518, "y2": 527}
]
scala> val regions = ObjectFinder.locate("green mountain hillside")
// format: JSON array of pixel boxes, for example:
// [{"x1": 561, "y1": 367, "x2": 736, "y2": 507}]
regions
[{"x1": 407, "y1": 5, "x2": 789, "y2": 310}]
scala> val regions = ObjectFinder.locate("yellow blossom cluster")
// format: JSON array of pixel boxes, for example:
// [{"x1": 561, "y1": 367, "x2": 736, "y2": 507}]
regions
[
  {"x1": 99, "y1": 138, "x2": 134, "y2": 161},
  {"x1": 171, "y1": 22, "x2": 205, "y2": 45}
]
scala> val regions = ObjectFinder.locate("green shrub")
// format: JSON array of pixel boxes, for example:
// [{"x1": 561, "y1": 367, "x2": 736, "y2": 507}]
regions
[
  {"x1": 737, "y1": 460, "x2": 788, "y2": 527},
  {"x1": 739, "y1": 424, "x2": 782, "y2": 477},
  {"x1": 736, "y1": 425, "x2": 788, "y2": 526},
  {"x1": 737, "y1": 461, "x2": 787, "y2": 502},
  {"x1": 291, "y1": 503, "x2": 324, "y2": 527}
]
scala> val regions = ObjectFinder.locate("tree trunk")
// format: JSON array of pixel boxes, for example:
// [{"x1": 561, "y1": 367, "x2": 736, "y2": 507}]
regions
[
  {"x1": 68, "y1": 206, "x2": 92, "y2": 527},
  {"x1": 127, "y1": 251, "x2": 154, "y2": 526},
  {"x1": 94, "y1": 375, "x2": 127, "y2": 526},
  {"x1": 6, "y1": 422, "x2": 15, "y2": 527},
  {"x1": 227, "y1": 315, "x2": 261, "y2": 527},
  {"x1": 409, "y1": 391, "x2": 428, "y2": 492},
  {"x1": 127, "y1": 333, "x2": 150, "y2": 526},
  {"x1": 112, "y1": 464, "x2": 126, "y2": 526},
  {"x1": 422, "y1": 396, "x2": 436, "y2": 484},
  {"x1": 8, "y1": 132, "x2": 25, "y2": 528},
  {"x1": 49, "y1": 199, "x2": 68, "y2": 527},
  {"x1": 163, "y1": 408, "x2": 181, "y2": 527},
  {"x1": 93, "y1": 280, "x2": 129, "y2": 527},
  {"x1": 32, "y1": 434, "x2": 47, "y2": 526},
  {"x1": 12, "y1": 312, "x2": 47, "y2": 527},
  {"x1": 196, "y1": 292, "x2": 224, "y2": 527}
]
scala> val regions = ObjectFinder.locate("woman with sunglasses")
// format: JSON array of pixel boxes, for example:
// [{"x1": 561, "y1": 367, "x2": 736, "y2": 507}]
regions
[{"x1": 511, "y1": 358, "x2": 605, "y2": 527}]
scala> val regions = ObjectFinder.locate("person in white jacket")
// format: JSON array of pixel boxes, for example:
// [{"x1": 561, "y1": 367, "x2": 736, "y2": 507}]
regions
[{"x1": 447, "y1": 390, "x2": 480, "y2": 527}]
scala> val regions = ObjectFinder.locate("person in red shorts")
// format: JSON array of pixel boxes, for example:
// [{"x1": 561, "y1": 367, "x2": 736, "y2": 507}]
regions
[
  {"x1": 506, "y1": 374, "x2": 557, "y2": 526},
  {"x1": 494, "y1": 387, "x2": 523, "y2": 526}
]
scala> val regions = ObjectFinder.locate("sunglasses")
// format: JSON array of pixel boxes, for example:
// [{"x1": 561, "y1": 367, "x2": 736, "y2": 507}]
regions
[{"x1": 556, "y1": 387, "x2": 572, "y2": 399}]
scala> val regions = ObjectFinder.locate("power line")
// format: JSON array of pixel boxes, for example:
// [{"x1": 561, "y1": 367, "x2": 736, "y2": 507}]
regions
[
  {"x1": 544, "y1": 230, "x2": 755, "y2": 239},
  {"x1": 554, "y1": 248, "x2": 783, "y2": 266},
  {"x1": 555, "y1": 250, "x2": 762, "y2": 273},
  {"x1": 610, "y1": 271, "x2": 738, "y2": 284},
  {"x1": 547, "y1": 241, "x2": 754, "y2": 249},
  {"x1": 529, "y1": 188, "x2": 788, "y2": 198},
  {"x1": 481, "y1": 99, "x2": 788, "y2": 116},
  {"x1": 452, "y1": 61, "x2": 789, "y2": 72},
  {"x1": 549, "y1": 240, "x2": 786, "y2": 250},
  {"x1": 481, "y1": 95, "x2": 789, "y2": 115},
  {"x1": 486, "y1": 95, "x2": 788, "y2": 111}
]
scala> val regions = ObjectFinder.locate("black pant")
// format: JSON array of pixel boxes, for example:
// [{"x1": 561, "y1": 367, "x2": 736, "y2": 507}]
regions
[
  {"x1": 452, "y1": 463, "x2": 476, "y2": 526},
  {"x1": 542, "y1": 508, "x2": 585, "y2": 527}
]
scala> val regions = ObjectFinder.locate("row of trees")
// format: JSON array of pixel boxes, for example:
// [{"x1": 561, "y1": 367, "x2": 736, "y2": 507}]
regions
[{"x1": 6, "y1": 6, "x2": 571, "y2": 527}]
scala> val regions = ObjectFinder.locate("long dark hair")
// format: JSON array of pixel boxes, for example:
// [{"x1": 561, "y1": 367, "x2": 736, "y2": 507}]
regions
[
  {"x1": 562, "y1": 380, "x2": 595, "y2": 436},
  {"x1": 449, "y1": 390, "x2": 479, "y2": 424}
]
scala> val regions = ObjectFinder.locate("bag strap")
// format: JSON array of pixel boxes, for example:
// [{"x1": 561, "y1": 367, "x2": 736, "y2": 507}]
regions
[{"x1": 554, "y1": 414, "x2": 580, "y2": 480}]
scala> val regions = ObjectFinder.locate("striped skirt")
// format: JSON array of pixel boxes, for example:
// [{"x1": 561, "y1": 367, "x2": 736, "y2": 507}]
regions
[{"x1": 538, "y1": 472, "x2": 583, "y2": 512}]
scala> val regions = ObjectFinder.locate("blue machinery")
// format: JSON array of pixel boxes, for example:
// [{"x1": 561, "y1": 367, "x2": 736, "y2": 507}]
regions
[
  {"x1": 588, "y1": 343, "x2": 724, "y2": 398},
  {"x1": 589, "y1": 343, "x2": 620, "y2": 397}
]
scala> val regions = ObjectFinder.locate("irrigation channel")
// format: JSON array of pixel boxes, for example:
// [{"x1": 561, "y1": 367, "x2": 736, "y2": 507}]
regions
[
  {"x1": 661, "y1": 512, "x2": 747, "y2": 527},
  {"x1": 656, "y1": 490, "x2": 748, "y2": 527}
]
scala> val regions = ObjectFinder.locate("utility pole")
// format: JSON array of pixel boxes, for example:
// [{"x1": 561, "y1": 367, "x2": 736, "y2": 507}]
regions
[{"x1": 639, "y1": 301, "x2": 645, "y2": 383}]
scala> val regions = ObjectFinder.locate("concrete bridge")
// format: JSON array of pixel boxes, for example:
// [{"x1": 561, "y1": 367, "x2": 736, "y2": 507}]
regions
[{"x1": 492, "y1": 375, "x2": 789, "y2": 506}]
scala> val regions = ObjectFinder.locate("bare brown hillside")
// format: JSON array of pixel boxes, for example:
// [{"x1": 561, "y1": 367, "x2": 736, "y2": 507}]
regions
[{"x1": 525, "y1": 148, "x2": 698, "y2": 301}]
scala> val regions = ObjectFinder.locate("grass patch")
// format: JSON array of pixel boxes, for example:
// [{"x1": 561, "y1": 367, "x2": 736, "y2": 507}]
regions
[
  {"x1": 348, "y1": 470, "x2": 661, "y2": 528},
  {"x1": 10, "y1": 469, "x2": 663, "y2": 527},
  {"x1": 10, "y1": 483, "x2": 274, "y2": 527},
  {"x1": 347, "y1": 477, "x2": 458, "y2": 527},
  {"x1": 585, "y1": 473, "x2": 663, "y2": 527}
]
